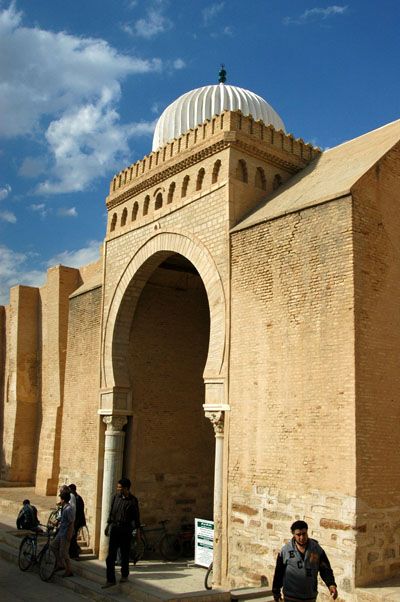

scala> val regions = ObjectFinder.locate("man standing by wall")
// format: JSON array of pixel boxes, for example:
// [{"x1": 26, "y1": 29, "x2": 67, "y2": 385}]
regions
[
  {"x1": 102, "y1": 477, "x2": 140, "y2": 588},
  {"x1": 272, "y1": 520, "x2": 338, "y2": 602},
  {"x1": 69, "y1": 483, "x2": 86, "y2": 559}
]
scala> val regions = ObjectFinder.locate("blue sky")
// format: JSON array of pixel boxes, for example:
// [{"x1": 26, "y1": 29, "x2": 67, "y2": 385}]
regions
[{"x1": 0, "y1": 0, "x2": 399, "y2": 303}]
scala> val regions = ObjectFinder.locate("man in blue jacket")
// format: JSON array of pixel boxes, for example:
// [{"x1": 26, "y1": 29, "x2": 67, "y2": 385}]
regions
[{"x1": 272, "y1": 520, "x2": 338, "y2": 602}]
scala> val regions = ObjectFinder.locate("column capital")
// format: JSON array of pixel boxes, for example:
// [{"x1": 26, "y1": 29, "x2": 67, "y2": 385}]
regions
[
  {"x1": 102, "y1": 415, "x2": 127, "y2": 432},
  {"x1": 205, "y1": 410, "x2": 225, "y2": 435}
]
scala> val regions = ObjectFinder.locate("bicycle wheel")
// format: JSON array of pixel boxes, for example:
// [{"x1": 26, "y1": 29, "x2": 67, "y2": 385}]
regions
[
  {"x1": 18, "y1": 536, "x2": 35, "y2": 571},
  {"x1": 204, "y1": 562, "x2": 213, "y2": 590},
  {"x1": 159, "y1": 533, "x2": 182, "y2": 561},
  {"x1": 130, "y1": 534, "x2": 145, "y2": 563},
  {"x1": 39, "y1": 545, "x2": 57, "y2": 581}
]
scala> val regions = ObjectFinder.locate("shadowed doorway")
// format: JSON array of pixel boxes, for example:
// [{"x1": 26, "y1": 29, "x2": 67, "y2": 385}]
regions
[{"x1": 124, "y1": 253, "x2": 214, "y2": 537}]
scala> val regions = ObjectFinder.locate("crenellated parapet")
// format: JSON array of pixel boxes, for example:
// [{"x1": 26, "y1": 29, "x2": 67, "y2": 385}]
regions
[
  {"x1": 105, "y1": 110, "x2": 322, "y2": 238},
  {"x1": 107, "y1": 110, "x2": 320, "y2": 205}
]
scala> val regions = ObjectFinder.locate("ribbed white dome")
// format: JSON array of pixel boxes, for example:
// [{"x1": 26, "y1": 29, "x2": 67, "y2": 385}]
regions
[{"x1": 152, "y1": 83, "x2": 286, "y2": 151}]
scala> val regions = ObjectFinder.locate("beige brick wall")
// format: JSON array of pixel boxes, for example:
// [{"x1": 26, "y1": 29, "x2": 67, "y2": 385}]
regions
[
  {"x1": 228, "y1": 199, "x2": 356, "y2": 592},
  {"x1": 353, "y1": 143, "x2": 400, "y2": 585},
  {"x1": 35, "y1": 266, "x2": 82, "y2": 495},
  {"x1": 58, "y1": 283, "x2": 102, "y2": 540},
  {"x1": 102, "y1": 156, "x2": 231, "y2": 393},
  {"x1": 1, "y1": 286, "x2": 40, "y2": 482},
  {"x1": 124, "y1": 266, "x2": 214, "y2": 531},
  {"x1": 0, "y1": 305, "x2": 5, "y2": 466}
]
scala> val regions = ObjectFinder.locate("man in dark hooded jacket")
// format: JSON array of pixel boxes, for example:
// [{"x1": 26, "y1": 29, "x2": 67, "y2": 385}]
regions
[{"x1": 273, "y1": 520, "x2": 338, "y2": 602}]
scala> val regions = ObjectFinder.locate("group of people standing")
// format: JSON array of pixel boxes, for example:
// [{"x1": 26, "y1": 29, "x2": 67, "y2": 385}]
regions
[
  {"x1": 49, "y1": 483, "x2": 86, "y2": 578},
  {"x1": 18, "y1": 480, "x2": 340, "y2": 601}
]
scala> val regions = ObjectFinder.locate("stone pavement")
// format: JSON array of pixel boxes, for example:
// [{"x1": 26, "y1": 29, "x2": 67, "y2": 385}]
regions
[{"x1": 0, "y1": 553, "x2": 90, "y2": 602}]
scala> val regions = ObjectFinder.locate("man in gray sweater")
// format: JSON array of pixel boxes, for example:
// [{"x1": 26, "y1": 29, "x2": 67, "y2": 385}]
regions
[{"x1": 272, "y1": 520, "x2": 338, "y2": 602}]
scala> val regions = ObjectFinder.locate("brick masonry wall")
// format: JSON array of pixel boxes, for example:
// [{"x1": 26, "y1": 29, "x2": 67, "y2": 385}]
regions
[
  {"x1": 124, "y1": 267, "x2": 214, "y2": 531},
  {"x1": 0, "y1": 306, "x2": 5, "y2": 465},
  {"x1": 353, "y1": 143, "x2": 400, "y2": 585},
  {"x1": 229, "y1": 199, "x2": 356, "y2": 594},
  {"x1": 1, "y1": 286, "x2": 40, "y2": 482},
  {"x1": 58, "y1": 284, "x2": 102, "y2": 536},
  {"x1": 35, "y1": 266, "x2": 82, "y2": 495},
  {"x1": 101, "y1": 151, "x2": 231, "y2": 392}
]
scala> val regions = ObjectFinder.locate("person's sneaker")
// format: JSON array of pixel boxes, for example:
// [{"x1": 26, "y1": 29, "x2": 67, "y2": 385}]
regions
[
  {"x1": 101, "y1": 582, "x2": 116, "y2": 589},
  {"x1": 120, "y1": 576, "x2": 129, "y2": 583}
]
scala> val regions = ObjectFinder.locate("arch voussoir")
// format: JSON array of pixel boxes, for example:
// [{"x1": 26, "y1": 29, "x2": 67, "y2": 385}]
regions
[{"x1": 102, "y1": 231, "x2": 227, "y2": 392}]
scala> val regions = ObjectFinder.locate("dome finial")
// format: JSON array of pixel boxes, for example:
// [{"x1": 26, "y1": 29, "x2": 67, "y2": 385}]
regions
[{"x1": 218, "y1": 64, "x2": 227, "y2": 84}]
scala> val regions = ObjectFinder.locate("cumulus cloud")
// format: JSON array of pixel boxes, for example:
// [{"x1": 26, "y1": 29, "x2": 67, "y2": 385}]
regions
[
  {"x1": 58, "y1": 207, "x2": 78, "y2": 217},
  {"x1": 0, "y1": 185, "x2": 11, "y2": 201},
  {"x1": 123, "y1": 3, "x2": 172, "y2": 38},
  {"x1": 173, "y1": 58, "x2": 186, "y2": 70},
  {"x1": 202, "y1": 2, "x2": 225, "y2": 25},
  {"x1": 30, "y1": 202, "x2": 49, "y2": 218},
  {"x1": 0, "y1": 210, "x2": 16, "y2": 223},
  {"x1": 283, "y1": 5, "x2": 348, "y2": 25},
  {"x1": 0, "y1": 2, "x2": 166, "y2": 194},
  {"x1": 0, "y1": 244, "x2": 46, "y2": 304},
  {"x1": 0, "y1": 239, "x2": 102, "y2": 305},
  {"x1": 46, "y1": 240, "x2": 101, "y2": 268}
]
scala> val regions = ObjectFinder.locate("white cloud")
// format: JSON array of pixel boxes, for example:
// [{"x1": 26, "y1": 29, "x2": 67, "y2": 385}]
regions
[
  {"x1": 0, "y1": 244, "x2": 46, "y2": 304},
  {"x1": 0, "y1": 185, "x2": 12, "y2": 201},
  {"x1": 124, "y1": 5, "x2": 172, "y2": 38},
  {"x1": 37, "y1": 99, "x2": 157, "y2": 194},
  {"x1": 0, "y1": 3, "x2": 165, "y2": 194},
  {"x1": 203, "y1": 2, "x2": 225, "y2": 25},
  {"x1": 173, "y1": 58, "x2": 186, "y2": 70},
  {"x1": 30, "y1": 203, "x2": 49, "y2": 219},
  {"x1": 47, "y1": 240, "x2": 101, "y2": 268},
  {"x1": 0, "y1": 210, "x2": 16, "y2": 223},
  {"x1": 58, "y1": 207, "x2": 78, "y2": 217},
  {"x1": 283, "y1": 5, "x2": 348, "y2": 25},
  {"x1": 0, "y1": 239, "x2": 102, "y2": 304}
]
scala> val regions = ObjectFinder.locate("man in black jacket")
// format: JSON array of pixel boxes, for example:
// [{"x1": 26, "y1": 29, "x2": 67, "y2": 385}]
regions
[
  {"x1": 102, "y1": 477, "x2": 140, "y2": 588},
  {"x1": 272, "y1": 520, "x2": 338, "y2": 602}
]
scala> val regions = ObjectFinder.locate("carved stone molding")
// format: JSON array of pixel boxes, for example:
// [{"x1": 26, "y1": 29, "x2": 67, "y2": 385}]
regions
[
  {"x1": 102, "y1": 415, "x2": 127, "y2": 432},
  {"x1": 107, "y1": 140, "x2": 229, "y2": 209},
  {"x1": 205, "y1": 410, "x2": 225, "y2": 436}
]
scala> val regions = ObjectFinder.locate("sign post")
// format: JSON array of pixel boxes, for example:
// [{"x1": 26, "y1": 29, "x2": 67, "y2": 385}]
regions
[{"x1": 194, "y1": 518, "x2": 214, "y2": 568}]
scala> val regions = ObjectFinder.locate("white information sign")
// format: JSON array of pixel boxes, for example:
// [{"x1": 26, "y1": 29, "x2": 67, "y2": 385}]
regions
[{"x1": 194, "y1": 518, "x2": 214, "y2": 568}]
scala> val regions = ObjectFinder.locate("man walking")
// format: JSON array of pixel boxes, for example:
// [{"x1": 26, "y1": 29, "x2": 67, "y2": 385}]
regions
[
  {"x1": 51, "y1": 489, "x2": 75, "y2": 578},
  {"x1": 272, "y1": 520, "x2": 338, "y2": 602},
  {"x1": 102, "y1": 477, "x2": 140, "y2": 588}
]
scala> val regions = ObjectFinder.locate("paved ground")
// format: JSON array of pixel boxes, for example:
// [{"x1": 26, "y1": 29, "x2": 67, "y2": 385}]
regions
[{"x1": 0, "y1": 554, "x2": 90, "y2": 601}]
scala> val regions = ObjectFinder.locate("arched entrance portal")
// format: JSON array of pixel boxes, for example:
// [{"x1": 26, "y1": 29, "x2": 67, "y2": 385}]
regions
[
  {"x1": 99, "y1": 232, "x2": 229, "y2": 579},
  {"x1": 124, "y1": 253, "x2": 214, "y2": 530}
]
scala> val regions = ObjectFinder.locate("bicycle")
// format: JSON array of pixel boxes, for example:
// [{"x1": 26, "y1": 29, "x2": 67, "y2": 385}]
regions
[
  {"x1": 204, "y1": 561, "x2": 213, "y2": 590},
  {"x1": 18, "y1": 524, "x2": 57, "y2": 581},
  {"x1": 130, "y1": 519, "x2": 181, "y2": 562}
]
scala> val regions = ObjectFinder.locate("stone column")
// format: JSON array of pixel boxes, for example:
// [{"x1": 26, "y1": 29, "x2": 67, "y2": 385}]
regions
[
  {"x1": 205, "y1": 409, "x2": 226, "y2": 587},
  {"x1": 99, "y1": 415, "x2": 127, "y2": 560}
]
